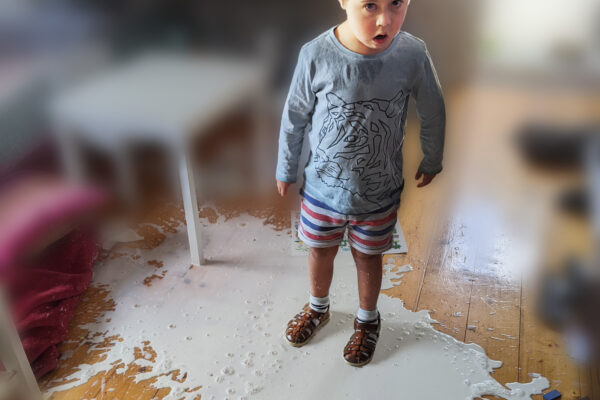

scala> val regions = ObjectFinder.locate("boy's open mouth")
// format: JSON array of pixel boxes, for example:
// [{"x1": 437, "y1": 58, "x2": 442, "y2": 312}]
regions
[{"x1": 373, "y1": 34, "x2": 388, "y2": 43}]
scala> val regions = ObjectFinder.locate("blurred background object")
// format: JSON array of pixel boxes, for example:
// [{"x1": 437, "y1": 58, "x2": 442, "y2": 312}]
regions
[
  {"x1": 0, "y1": 176, "x2": 107, "y2": 385},
  {"x1": 0, "y1": 285, "x2": 43, "y2": 400},
  {"x1": 50, "y1": 52, "x2": 268, "y2": 266},
  {"x1": 476, "y1": 0, "x2": 600, "y2": 87}
]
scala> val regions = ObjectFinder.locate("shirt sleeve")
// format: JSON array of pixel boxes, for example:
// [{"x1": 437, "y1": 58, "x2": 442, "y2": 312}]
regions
[
  {"x1": 412, "y1": 46, "x2": 446, "y2": 176},
  {"x1": 275, "y1": 45, "x2": 316, "y2": 183}
]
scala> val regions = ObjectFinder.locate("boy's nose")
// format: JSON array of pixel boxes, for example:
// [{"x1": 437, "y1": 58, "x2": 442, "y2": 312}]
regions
[{"x1": 376, "y1": 11, "x2": 391, "y2": 27}]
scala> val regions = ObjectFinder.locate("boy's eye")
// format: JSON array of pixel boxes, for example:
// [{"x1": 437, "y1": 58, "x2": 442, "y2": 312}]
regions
[
  {"x1": 364, "y1": 3, "x2": 377, "y2": 11},
  {"x1": 391, "y1": 0, "x2": 403, "y2": 6}
]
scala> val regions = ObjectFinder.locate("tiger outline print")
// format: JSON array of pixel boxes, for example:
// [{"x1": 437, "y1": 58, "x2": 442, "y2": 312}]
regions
[{"x1": 314, "y1": 89, "x2": 409, "y2": 208}]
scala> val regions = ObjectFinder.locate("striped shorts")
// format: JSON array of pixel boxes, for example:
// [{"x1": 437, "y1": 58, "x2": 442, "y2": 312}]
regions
[{"x1": 298, "y1": 191, "x2": 399, "y2": 255}]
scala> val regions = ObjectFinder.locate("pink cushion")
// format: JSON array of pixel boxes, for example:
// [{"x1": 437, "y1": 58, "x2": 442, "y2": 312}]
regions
[
  {"x1": 0, "y1": 176, "x2": 107, "y2": 271},
  {"x1": 0, "y1": 175, "x2": 107, "y2": 379}
]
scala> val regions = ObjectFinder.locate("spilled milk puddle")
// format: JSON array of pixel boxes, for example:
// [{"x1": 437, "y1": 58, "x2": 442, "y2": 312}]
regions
[{"x1": 42, "y1": 212, "x2": 548, "y2": 399}]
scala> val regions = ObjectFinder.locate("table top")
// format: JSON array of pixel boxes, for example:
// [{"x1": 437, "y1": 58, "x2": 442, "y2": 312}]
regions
[{"x1": 51, "y1": 53, "x2": 266, "y2": 143}]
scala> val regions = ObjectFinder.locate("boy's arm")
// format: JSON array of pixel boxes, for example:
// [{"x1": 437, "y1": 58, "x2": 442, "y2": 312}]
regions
[
  {"x1": 412, "y1": 46, "x2": 446, "y2": 180},
  {"x1": 276, "y1": 46, "x2": 316, "y2": 186}
]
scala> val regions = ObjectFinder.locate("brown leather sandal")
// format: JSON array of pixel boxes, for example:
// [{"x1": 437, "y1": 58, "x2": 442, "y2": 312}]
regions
[
  {"x1": 343, "y1": 313, "x2": 381, "y2": 367},
  {"x1": 285, "y1": 303, "x2": 330, "y2": 347}
]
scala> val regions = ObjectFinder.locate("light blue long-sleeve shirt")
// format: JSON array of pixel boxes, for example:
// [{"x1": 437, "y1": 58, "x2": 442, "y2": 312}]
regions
[{"x1": 276, "y1": 27, "x2": 445, "y2": 214}]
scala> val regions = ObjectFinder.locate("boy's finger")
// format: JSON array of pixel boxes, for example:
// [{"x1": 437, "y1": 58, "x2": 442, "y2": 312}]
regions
[{"x1": 417, "y1": 174, "x2": 434, "y2": 188}]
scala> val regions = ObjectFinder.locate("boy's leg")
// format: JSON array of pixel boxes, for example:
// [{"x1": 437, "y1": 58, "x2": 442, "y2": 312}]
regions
[
  {"x1": 346, "y1": 202, "x2": 398, "y2": 315},
  {"x1": 308, "y1": 245, "x2": 338, "y2": 298},
  {"x1": 285, "y1": 246, "x2": 338, "y2": 347},
  {"x1": 343, "y1": 204, "x2": 397, "y2": 366},
  {"x1": 297, "y1": 193, "x2": 346, "y2": 310},
  {"x1": 343, "y1": 247, "x2": 383, "y2": 366},
  {"x1": 286, "y1": 191, "x2": 346, "y2": 346},
  {"x1": 350, "y1": 247, "x2": 382, "y2": 314}
]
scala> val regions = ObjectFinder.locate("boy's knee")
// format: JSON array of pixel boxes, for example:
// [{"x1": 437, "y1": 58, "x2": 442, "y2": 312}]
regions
[
  {"x1": 350, "y1": 246, "x2": 381, "y2": 261},
  {"x1": 310, "y1": 246, "x2": 338, "y2": 260}
]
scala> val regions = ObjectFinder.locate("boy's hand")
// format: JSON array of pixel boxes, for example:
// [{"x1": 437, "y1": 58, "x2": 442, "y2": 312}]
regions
[
  {"x1": 276, "y1": 180, "x2": 291, "y2": 196},
  {"x1": 415, "y1": 171, "x2": 436, "y2": 188}
]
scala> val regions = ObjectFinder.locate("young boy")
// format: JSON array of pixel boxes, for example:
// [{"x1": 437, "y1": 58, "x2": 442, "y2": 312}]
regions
[{"x1": 276, "y1": 0, "x2": 445, "y2": 366}]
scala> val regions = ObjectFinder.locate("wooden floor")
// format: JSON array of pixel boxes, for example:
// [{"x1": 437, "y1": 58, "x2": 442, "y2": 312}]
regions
[{"x1": 39, "y1": 82, "x2": 600, "y2": 399}]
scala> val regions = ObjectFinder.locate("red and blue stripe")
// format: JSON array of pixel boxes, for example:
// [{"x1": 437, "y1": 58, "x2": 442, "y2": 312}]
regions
[{"x1": 298, "y1": 191, "x2": 398, "y2": 254}]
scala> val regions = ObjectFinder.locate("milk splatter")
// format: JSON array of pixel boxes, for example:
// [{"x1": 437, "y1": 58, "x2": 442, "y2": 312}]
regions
[{"x1": 43, "y1": 213, "x2": 548, "y2": 399}]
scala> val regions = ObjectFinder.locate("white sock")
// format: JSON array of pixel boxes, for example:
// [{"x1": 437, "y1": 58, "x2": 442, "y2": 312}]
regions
[
  {"x1": 356, "y1": 307, "x2": 379, "y2": 324},
  {"x1": 309, "y1": 294, "x2": 329, "y2": 313}
]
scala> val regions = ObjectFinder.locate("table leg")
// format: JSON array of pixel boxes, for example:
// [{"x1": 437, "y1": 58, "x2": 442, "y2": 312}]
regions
[
  {"x1": 114, "y1": 145, "x2": 137, "y2": 206},
  {"x1": 178, "y1": 150, "x2": 204, "y2": 266},
  {"x1": 55, "y1": 127, "x2": 85, "y2": 183}
]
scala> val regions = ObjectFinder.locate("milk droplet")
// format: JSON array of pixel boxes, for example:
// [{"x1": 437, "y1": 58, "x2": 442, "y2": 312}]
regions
[{"x1": 221, "y1": 367, "x2": 235, "y2": 375}]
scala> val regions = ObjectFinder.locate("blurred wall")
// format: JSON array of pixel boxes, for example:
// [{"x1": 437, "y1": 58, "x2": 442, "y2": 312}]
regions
[{"x1": 403, "y1": 0, "x2": 481, "y2": 89}]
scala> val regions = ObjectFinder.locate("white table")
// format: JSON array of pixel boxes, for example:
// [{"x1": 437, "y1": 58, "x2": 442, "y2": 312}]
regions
[{"x1": 51, "y1": 53, "x2": 268, "y2": 265}]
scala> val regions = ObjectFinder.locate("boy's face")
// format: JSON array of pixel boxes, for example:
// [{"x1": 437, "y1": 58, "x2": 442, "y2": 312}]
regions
[{"x1": 339, "y1": 0, "x2": 409, "y2": 54}]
